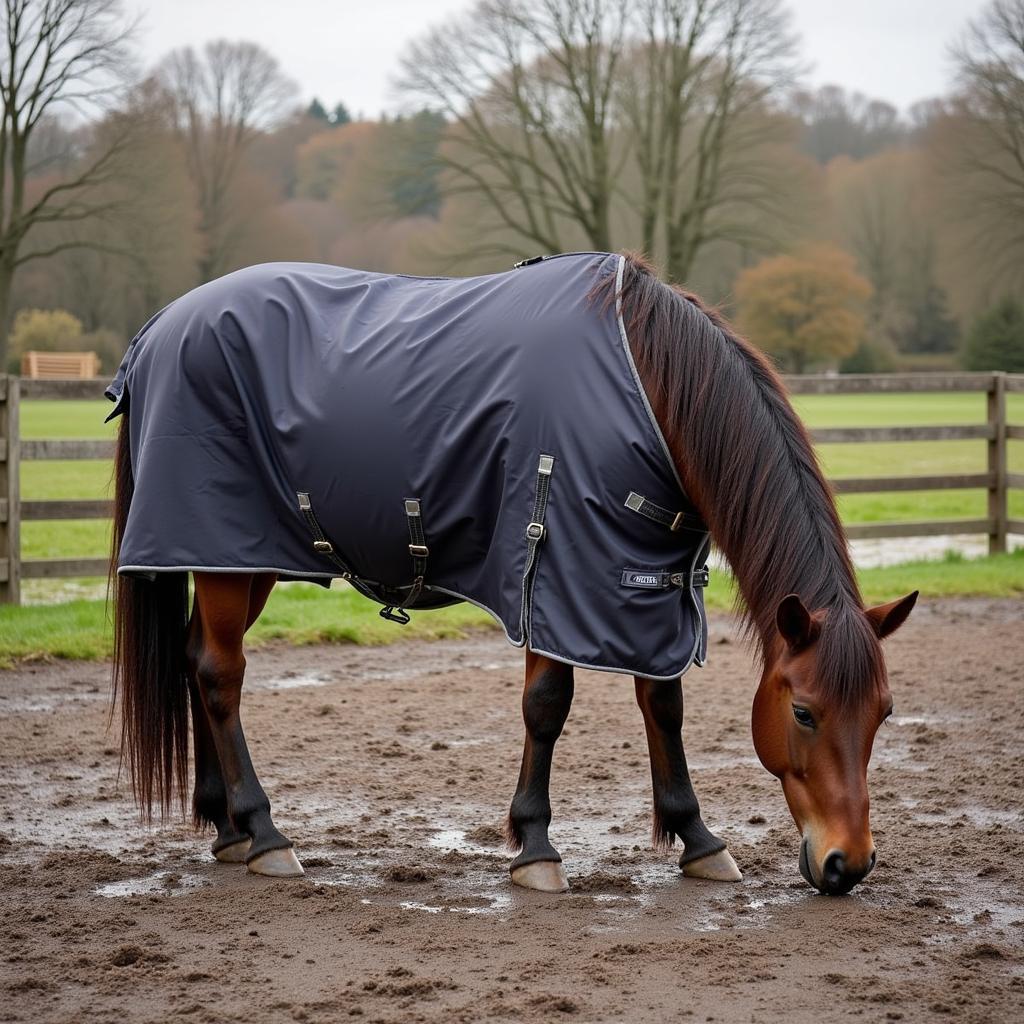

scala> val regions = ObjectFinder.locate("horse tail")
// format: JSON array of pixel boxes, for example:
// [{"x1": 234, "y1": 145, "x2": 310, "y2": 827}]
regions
[{"x1": 110, "y1": 414, "x2": 190, "y2": 819}]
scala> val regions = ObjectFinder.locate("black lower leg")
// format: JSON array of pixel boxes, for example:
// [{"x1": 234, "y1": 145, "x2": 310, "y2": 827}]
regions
[
  {"x1": 186, "y1": 614, "x2": 246, "y2": 851},
  {"x1": 635, "y1": 676, "x2": 726, "y2": 866},
  {"x1": 196, "y1": 647, "x2": 292, "y2": 862},
  {"x1": 508, "y1": 654, "x2": 574, "y2": 871},
  {"x1": 187, "y1": 674, "x2": 248, "y2": 852}
]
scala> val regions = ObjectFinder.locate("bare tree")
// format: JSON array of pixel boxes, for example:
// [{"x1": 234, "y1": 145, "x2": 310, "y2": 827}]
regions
[
  {"x1": 398, "y1": 0, "x2": 799, "y2": 280},
  {"x1": 788, "y1": 85, "x2": 906, "y2": 163},
  {"x1": 0, "y1": 0, "x2": 135, "y2": 365},
  {"x1": 155, "y1": 40, "x2": 297, "y2": 281},
  {"x1": 399, "y1": 0, "x2": 629, "y2": 258},
  {"x1": 943, "y1": 0, "x2": 1024, "y2": 291},
  {"x1": 624, "y1": 0, "x2": 799, "y2": 280}
]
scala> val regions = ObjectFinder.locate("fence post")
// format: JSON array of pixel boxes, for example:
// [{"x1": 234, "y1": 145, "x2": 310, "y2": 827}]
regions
[
  {"x1": 987, "y1": 371, "x2": 1007, "y2": 556},
  {"x1": 0, "y1": 375, "x2": 21, "y2": 605}
]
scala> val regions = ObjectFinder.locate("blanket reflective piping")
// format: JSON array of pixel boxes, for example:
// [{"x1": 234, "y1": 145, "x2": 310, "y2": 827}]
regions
[{"x1": 106, "y1": 252, "x2": 711, "y2": 680}]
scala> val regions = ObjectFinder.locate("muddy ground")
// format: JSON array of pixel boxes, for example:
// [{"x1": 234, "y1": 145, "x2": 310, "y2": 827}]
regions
[{"x1": 1, "y1": 598, "x2": 1022, "y2": 1023}]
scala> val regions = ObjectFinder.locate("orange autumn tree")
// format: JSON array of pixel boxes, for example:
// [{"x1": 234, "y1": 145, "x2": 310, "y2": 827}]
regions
[{"x1": 735, "y1": 245, "x2": 872, "y2": 372}]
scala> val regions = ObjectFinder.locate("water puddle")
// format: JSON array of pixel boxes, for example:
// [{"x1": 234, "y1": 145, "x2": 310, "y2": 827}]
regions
[
  {"x1": 400, "y1": 900, "x2": 444, "y2": 913},
  {"x1": 311, "y1": 862, "x2": 384, "y2": 890},
  {"x1": 916, "y1": 807, "x2": 1022, "y2": 830},
  {"x1": 94, "y1": 870, "x2": 208, "y2": 898},
  {"x1": 395, "y1": 893, "x2": 513, "y2": 916},
  {"x1": 256, "y1": 672, "x2": 333, "y2": 691},
  {"x1": 0, "y1": 688, "x2": 107, "y2": 713},
  {"x1": 426, "y1": 828, "x2": 504, "y2": 857}
]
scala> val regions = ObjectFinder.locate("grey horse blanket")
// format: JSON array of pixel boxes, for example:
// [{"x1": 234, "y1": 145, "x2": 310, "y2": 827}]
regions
[{"x1": 107, "y1": 251, "x2": 710, "y2": 679}]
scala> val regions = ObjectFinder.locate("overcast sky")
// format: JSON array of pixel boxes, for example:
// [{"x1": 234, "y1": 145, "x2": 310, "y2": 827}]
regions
[{"x1": 130, "y1": 0, "x2": 982, "y2": 117}]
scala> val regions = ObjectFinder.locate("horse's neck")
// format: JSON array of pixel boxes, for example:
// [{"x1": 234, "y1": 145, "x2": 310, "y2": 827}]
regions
[{"x1": 656, "y1": 378, "x2": 857, "y2": 645}]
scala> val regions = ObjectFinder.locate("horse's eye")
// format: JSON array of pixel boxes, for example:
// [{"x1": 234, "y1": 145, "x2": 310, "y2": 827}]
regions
[{"x1": 792, "y1": 705, "x2": 815, "y2": 728}]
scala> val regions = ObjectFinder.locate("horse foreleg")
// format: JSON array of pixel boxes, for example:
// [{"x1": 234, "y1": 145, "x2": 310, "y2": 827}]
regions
[
  {"x1": 634, "y1": 676, "x2": 742, "y2": 882},
  {"x1": 187, "y1": 573, "x2": 277, "y2": 864},
  {"x1": 507, "y1": 651, "x2": 574, "y2": 893},
  {"x1": 192, "y1": 572, "x2": 301, "y2": 877}
]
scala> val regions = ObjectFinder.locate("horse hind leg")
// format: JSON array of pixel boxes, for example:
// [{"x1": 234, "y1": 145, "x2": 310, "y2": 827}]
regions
[
  {"x1": 507, "y1": 652, "x2": 574, "y2": 893},
  {"x1": 187, "y1": 573, "x2": 278, "y2": 864},
  {"x1": 191, "y1": 572, "x2": 301, "y2": 877},
  {"x1": 634, "y1": 676, "x2": 741, "y2": 883},
  {"x1": 187, "y1": 663, "x2": 248, "y2": 863}
]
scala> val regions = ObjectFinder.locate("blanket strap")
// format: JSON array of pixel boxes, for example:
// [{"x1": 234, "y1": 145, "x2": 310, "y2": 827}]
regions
[
  {"x1": 524, "y1": 454, "x2": 555, "y2": 568},
  {"x1": 624, "y1": 491, "x2": 706, "y2": 533},
  {"x1": 297, "y1": 492, "x2": 358, "y2": 579},
  {"x1": 380, "y1": 499, "x2": 430, "y2": 625}
]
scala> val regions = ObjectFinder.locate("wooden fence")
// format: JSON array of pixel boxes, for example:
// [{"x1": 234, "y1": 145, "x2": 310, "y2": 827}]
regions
[{"x1": 1, "y1": 371, "x2": 1022, "y2": 605}]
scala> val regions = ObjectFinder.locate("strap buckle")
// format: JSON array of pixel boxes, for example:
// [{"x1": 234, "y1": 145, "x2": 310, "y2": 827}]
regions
[
  {"x1": 408, "y1": 543, "x2": 429, "y2": 558},
  {"x1": 626, "y1": 490, "x2": 707, "y2": 534},
  {"x1": 526, "y1": 522, "x2": 545, "y2": 541},
  {"x1": 675, "y1": 567, "x2": 710, "y2": 588},
  {"x1": 313, "y1": 540, "x2": 334, "y2": 554}
]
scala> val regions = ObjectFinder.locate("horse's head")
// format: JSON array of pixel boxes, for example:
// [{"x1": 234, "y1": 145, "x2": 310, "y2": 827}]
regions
[{"x1": 751, "y1": 590, "x2": 917, "y2": 895}]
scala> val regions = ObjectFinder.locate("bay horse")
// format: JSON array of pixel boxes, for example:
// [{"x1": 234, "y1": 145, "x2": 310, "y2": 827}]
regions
[{"x1": 108, "y1": 251, "x2": 916, "y2": 896}]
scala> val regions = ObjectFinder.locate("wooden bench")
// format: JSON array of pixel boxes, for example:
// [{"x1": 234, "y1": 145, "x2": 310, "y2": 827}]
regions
[{"x1": 20, "y1": 351, "x2": 100, "y2": 379}]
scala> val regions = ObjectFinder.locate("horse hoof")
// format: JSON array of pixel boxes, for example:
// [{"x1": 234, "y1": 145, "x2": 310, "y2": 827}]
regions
[
  {"x1": 213, "y1": 839, "x2": 250, "y2": 864},
  {"x1": 682, "y1": 848, "x2": 743, "y2": 882},
  {"x1": 511, "y1": 861, "x2": 569, "y2": 893},
  {"x1": 247, "y1": 847, "x2": 304, "y2": 878}
]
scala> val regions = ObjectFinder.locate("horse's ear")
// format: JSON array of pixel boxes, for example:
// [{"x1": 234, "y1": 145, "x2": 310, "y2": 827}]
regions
[
  {"x1": 777, "y1": 594, "x2": 816, "y2": 652},
  {"x1": 865, "y1": 591, "x2": 918, "y2": 640}
]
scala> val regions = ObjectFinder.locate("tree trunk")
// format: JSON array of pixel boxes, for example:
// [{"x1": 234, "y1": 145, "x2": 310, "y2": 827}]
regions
[
  {"x1": 0, "y1": 261, "x2": 15, "y2": 372},
  {"x1": 665, "y1": 227, "x2": 699, "y2": 285}
]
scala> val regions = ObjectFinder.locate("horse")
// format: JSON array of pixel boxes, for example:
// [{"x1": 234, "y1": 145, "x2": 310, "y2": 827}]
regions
[{"x1": 107, "y1": 250, "x2": 917, "y2": 896}]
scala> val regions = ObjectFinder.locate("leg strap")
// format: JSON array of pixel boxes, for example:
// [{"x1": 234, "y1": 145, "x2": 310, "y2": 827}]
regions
[
  {"x1": 297, "y1": 492, "x2": 357, "y2": 579},
  {"x1": 380, "y1": 498, "x2": 430, "y2": 624}
]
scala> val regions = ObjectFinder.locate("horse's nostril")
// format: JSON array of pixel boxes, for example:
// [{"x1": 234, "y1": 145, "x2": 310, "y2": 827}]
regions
[
  {"x1": 866, "y1": 849, "x2": 877, "y2": 875},
  {"x1": 818, "y1": 849, "x2": 873, "y2": 895},
  {"x1": 823, "y1": 851, "x2": 846, "y2": 888}
]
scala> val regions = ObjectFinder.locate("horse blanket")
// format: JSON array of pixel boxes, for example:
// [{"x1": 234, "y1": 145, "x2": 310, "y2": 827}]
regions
[{"x1": 106, "y1": 251, "x2": 710, "y2": 679}]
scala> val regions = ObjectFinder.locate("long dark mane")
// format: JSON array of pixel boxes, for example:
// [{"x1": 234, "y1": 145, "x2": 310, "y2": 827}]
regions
[{"x1": 595, "y1": 252, "x2": 882, "y2": 703}]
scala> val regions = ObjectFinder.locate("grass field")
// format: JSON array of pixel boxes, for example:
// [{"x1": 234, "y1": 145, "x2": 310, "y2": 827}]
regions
[
  {"x1": 4, "y1": 390, "x2": 1023, "y2": 661},
  {"x1": 1, "y1": 548, "x2": 1021, "y2": 664},
  {"x1": 18, "y1": 394, "x2": 1024, "y2": 562}
]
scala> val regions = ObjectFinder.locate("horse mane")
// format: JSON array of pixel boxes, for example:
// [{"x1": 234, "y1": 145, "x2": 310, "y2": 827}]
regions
[{"x1": 594, "y1": 252, "x2": 883, "y2": 704}]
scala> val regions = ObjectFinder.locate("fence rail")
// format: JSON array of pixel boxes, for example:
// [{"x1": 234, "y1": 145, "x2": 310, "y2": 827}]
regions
[{"x1": 1, "y1": 372, "x2": 1022, "y2": 605}]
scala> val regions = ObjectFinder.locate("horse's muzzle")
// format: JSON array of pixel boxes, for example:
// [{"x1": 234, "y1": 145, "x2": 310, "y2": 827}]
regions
[{"x1": 800, "y1": 839, "x2": 876, "y2": 895}]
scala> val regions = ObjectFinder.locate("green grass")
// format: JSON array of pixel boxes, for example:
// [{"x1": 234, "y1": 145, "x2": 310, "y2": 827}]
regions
[
  {"x1": 22, "y1": 399, "x2": 118, "y2": 439},
  {"x1": 0, "y1": 580, "x2": 498, "y2": 664},
  {"x1": 19, "y1": 400, "x2": 116, "y2": 563},
  {"x1": 791, "y1": 393, "x2": 1024, "y2": 523},
  {"x1": 2, "y1": 550, "x2": 1021, "y2": 665},
  {"x1": 14, "y1": 395, "x2": 1024, "y2": 561},
  {"x1": 791, "y1": 392, "x2": 1024, "y2": 428}
]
